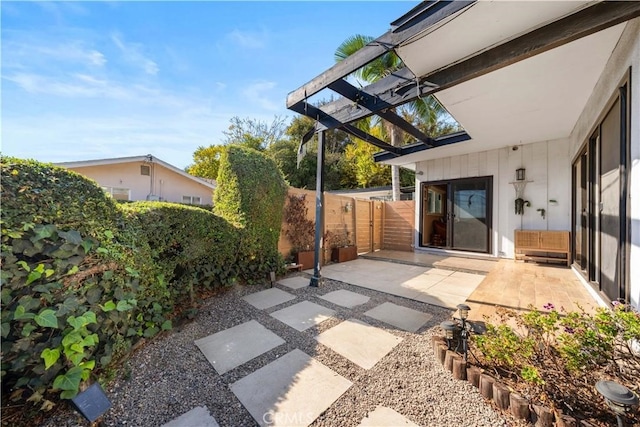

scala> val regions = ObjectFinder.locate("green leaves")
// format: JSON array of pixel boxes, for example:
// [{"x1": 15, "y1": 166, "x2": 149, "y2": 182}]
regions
[
  {"x1": 100, "y1": 300, "x2": 116, "y2": 312},
  {"x1": 53, "y1": 366, "x2": 83, "y2": 398},
  {"x1": 13, "y1": 305, "x2": 35, "y2": 321},
  {"x1": 41, "y1": 348, "x2": 61, "y2": 370},
  {"x1": 34, "y1": 309, "x2": 58, "y2": 328}
]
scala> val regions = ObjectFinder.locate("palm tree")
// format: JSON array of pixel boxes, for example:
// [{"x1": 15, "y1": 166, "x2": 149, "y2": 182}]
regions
[{"x1": 335, "y1": 34, "x2": 448, "y2": 200}]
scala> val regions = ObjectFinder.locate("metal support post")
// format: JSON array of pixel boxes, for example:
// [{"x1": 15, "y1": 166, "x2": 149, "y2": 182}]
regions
[{"x1": 310, "y1": 130, "x2": 325, "y2": 287}]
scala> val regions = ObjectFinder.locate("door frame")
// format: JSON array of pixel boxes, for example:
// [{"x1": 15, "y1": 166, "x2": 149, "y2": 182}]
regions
[
  {"x1": 419, "y1": 176, "x2": 493, "y2": 254},
  {"x1": 570, "y1": 69, "x2": 630, "y2": 304}
]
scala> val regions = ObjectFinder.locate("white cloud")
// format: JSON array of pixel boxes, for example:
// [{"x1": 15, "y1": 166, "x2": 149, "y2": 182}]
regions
[
  {"x1": 226, "y1": 29, "x2": 267, "y2": 49},
  {"x1": 242, "y1": 81, "x2": 279, "y2": 112},
  {"x1": 111, "y1": 33, "x2": 159, "y2": 75},
  {"x1": 2, "y1": 38, "x2": 107, "y2": 69}
]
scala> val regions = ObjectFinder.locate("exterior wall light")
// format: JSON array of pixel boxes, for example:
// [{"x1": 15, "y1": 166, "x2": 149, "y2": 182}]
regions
[
  {"x1": 595, "y1": 380, "x2": 639, "y2": 427},
  {"x1": 344, "y1": 202, "x2": 352, "y2": 213},
  {"x1": 516, "y1": 167, "x2": 526, "y2": 181}
]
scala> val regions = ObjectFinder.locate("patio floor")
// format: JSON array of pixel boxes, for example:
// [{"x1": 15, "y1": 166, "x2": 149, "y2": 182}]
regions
[
  {"x1": 333, "y1": 249, "x2": 602, "y2": 320},
  {"x1": 150, "y1": 251, "x2": 602, "y2": 427}
]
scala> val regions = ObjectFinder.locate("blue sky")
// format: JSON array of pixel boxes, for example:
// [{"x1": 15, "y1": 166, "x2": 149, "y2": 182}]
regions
[{"x1": 1, "y1": 1, "x2": 418, "y2": 169}]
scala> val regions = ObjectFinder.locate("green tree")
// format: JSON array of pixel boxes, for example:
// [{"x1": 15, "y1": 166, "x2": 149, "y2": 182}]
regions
[
  {"x1": 223, "y1": 116, "x2": 287, "y2": 151},
  {"x1": 267, "y1": 114, "x2": 352, "y2": 190},
  {"x1": 185, "y1": 145, "x2": 224, "y2": 179},
  {"x1": 335, "y1": 35, "x2": 454, "y2": 198}
]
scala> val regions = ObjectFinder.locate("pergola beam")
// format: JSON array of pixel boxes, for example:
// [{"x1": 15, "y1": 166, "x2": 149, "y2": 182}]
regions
[
  {"x1": 373, "y1": 131, "x2": 471, "y2": 162},
  {"x1": 313, "y1": 1, "x2": 640, "y2": 130},
  {"x1": 327, "y1": 79, "x2": 435, "y2": 146},
  {"x1": 289, "y1": 101, "x2": 400, "y2": 154},
  {"x1": 286, "y1": 1, "x2": 474, "y2": 110}
]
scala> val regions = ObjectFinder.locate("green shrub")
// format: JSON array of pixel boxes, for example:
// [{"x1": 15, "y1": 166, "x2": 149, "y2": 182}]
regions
[
  {"x1": 120, "y1": 202, "x2": 239, "y2": 306},
  {"x1": 1, "y1": 157, "x2": 120, "y2": 237},
  {"x1": 214, "y1": 146, "x2": 287, "y2": 282},
  {"x1": 0, "y1": 157, "x2": 160, "y2": 409}
]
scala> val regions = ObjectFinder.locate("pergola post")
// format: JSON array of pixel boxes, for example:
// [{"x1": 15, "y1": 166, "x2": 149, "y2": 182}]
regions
[{"x1": 310, "y1": 130, "x2": 325, "y2": 287}]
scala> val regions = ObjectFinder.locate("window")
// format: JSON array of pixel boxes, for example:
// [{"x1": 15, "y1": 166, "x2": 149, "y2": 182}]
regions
[
  {"x1": 102, "y1": 187, "x2": 130, "y2": 201},
  {"x1": 427, "y1": 188, "x2": 443, "y2": 214},
  {"x1": 182, "y1": 195, "x2": 201, "y2": 205},
  {"x1": 140, "y1": 165, "x2": 150, "y2": 176}
]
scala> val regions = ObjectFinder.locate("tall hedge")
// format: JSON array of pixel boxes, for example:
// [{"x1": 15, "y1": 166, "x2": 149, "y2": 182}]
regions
[
  {"x1": 120, "y1": 202, "x2": 240, "y2": 304},
  {"x1": 214, "y1": 146, "x2": 287, "y2": 282},
  {"x1": 1, "y1": 157, "x2": 163, "y2": 410}
]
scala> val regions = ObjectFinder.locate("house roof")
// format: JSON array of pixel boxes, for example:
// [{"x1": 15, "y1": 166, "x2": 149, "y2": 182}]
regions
[
  {"x1": 287, "y1": 1, "x2": 640, "y2": 166},
  {"x1": 56, "y1": 154, "x2": 217, "y2": 189}
]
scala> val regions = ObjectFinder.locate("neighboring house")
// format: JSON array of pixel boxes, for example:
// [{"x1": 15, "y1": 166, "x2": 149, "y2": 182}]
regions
[
  {"x1": 288, "y1": 2, "x2": 640, "y2": 308},
  {"x1": 56, "y1": 155, "x2": 216, "y2": 205}
]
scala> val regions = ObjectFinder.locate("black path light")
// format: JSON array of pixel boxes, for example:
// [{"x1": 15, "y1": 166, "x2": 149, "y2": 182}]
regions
[
  {"x1": 440, "y1": 304, "x2": 476, "y2": 362},
  {"x1": 456, "y1": 303, "x2": 472, "y2": 362},
  {"x1": 595, "y1": 380, "x2": 639, "y2": 427},
  {"x1": 440, "y1": 320, "x2": 458, "y2": 350},
  {"x1": 71, "y1": 383, "x2": 112, "y2": 423}
]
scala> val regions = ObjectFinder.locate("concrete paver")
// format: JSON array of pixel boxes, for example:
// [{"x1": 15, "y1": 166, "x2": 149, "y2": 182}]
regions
[
  {"x1": 230, "y1": 349, "x2": 352, "y2": 427},
  {"x1": 318, "y1": 259, "x2": 486, "y2": 309},
  {"x1": 195, "y1": 320, "x2": 285, "y2": 375},
  {"x1": 162, "y1": 406, "x2": 219, "y2": 427},
  {"x1": 242, "y1": 288, "x2": 295, "y2": 310},
  {"x1": 315, "y1": 318, "x2": 402, "y2": 369},
  {"x1": 270, "y1": 300, "x2": 336, "y2": 331},
  {"x1": 319, "y1": 289, "x2": 370, "y2": 308},
  {"x1": 364, "y1": 302, "x2": 432, "y2": 333},
  {"x1": 277, "y1": 276, "x2": 310, "y2": 290},
  {"x1": 357, "y1": 406, "x2": 418, "y2": 427}
]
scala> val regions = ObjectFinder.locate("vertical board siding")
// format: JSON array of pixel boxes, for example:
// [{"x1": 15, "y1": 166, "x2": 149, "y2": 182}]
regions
[
  {"x1": 415, "y1": 139, "x2": 571, "y2": 258},
  {"x1": 356, "y1": 199, "x2": 372, "y2": 253},
  {"x1": 382, "y1": 201, "x2": 415, "y2": 252}
]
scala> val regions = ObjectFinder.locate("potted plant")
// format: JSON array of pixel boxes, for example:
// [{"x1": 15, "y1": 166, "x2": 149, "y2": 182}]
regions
[
  {"x1": 283, "y1": 193, "x2": 316, "y2": 269},
  {"x1": 326, "y1": 229, "x2": 357, "y2": 263}
]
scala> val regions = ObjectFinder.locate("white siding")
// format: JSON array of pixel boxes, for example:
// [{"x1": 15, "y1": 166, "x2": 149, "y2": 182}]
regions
[{"x1": 416, "y1": 138, "x2": 572, "y2": 259}]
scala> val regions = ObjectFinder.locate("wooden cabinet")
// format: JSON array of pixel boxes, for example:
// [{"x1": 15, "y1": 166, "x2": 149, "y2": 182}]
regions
[{"x1": 514, "y1": 230, "x2": 570, "y2": 266}]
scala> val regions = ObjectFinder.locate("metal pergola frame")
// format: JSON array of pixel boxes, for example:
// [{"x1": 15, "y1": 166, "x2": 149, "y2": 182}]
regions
[{"x1": 286, "y1": 0, "x2": 640, "y2": 286}]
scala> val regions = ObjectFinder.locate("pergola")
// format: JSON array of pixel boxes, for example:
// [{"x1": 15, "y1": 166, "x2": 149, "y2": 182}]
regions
[{"x1": 286, "y1": 0, "x2": 640, "y2": 286}]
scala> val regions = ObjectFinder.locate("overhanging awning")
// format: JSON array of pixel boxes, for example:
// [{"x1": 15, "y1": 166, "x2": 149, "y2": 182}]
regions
[{"x1": 286, "y1": 0, "x2": 640, "y2": 163}]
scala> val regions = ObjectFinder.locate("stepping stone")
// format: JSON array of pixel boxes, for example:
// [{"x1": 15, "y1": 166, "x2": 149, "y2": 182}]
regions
[
  {"x1": 195, "y1": 320, "x2": 285, "y2": 375},
  {"x1": 162, "y1": 406, "x2": 219, "y2": 427},
  {"x1": 319, "y1": 289, "x2": 370, "y2": 308},
  {"x1": 270, "y1": 300, "x2": 335, "y2": 332},
  {"x1": 277, "y1": 276, "x2": 309, "y2": 290},
  {"x1": 358, "y1": 406, "x2": 418, "y2": 427},
  {"x1": 242, "y1": 288, "x2": 295, "y2": 310},
  {"x1": 230, "y1": 349, "x2": 352, "y2": 427},
  {"x1": 315, "y1": 319, "x2": 402, "y2": 369},
  {"x1": 364, "y1": 302, "x2": 432, "y2": 333}
]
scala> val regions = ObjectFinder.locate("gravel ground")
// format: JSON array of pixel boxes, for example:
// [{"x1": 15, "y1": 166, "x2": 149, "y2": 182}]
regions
[{"x1": 43, "y1": 274, "x2": 526, "y2": 427}]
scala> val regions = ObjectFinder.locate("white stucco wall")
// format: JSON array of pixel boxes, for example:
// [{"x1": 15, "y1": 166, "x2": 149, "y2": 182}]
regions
[
  {"x1": 415, "y1": 138, "x2": 571, "y2": 259},
  {"x1": 68, "y1": 162, "x2": 214, "y2": 205},
  {"x1": 567, "y1": 19, "x2": 640, "y2": 308}
]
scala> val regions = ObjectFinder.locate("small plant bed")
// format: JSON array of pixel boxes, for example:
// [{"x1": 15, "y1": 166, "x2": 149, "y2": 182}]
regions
[{"x1": 435, "y1": 303, "x2": 640, "y2": 426}]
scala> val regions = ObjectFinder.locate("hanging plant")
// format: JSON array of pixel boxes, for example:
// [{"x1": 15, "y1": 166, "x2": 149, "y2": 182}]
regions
[{"x1": 515, "y1": 198, "x2": 530, "y2": 215}]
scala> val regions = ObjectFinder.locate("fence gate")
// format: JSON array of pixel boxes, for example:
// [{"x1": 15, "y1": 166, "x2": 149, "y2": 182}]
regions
[{"x1": 355, "y1": 200, "x2": 383, "y2": 253}]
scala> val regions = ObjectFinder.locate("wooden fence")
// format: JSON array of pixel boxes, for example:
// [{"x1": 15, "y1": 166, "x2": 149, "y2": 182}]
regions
[{"x1": 278, "y1": 187, "x2": 415, "y2": 261}]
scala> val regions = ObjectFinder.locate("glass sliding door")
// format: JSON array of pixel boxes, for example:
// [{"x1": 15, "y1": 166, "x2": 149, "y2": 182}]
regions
[
  {"x1": 451, "y1": 178, "x2": 491, "y2": 252},
  {"x1": 420, "y1": 177, "x2": 492, "y2": 254}
]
